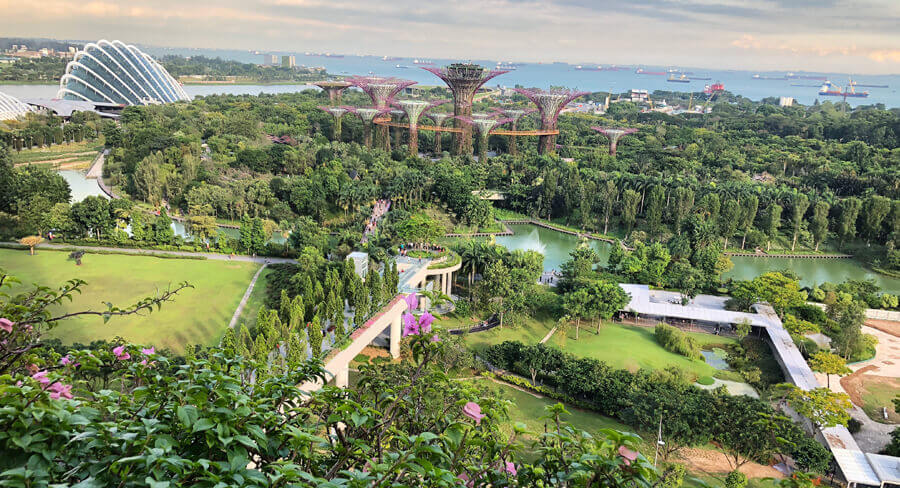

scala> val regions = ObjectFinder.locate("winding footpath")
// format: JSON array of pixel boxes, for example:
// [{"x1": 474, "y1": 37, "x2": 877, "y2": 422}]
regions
[{"x1": 228, "y1": 264, "x2": 268, "y2": 330}]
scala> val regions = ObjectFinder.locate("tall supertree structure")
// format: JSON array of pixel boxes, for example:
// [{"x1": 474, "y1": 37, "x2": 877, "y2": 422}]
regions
[
  {"x1": 514, "y1": 88, "x2": 587, "y2": 154},
  {"x1": 390, "y1": 109, "x2": 405, "y2": 150},
  {"x1": 592, "y1": 126, "x2": 638, "y2": 157},
  {"x1": 317, "y1": 106, "x2": 348, "y2": 141},
  {"x1": 423, "y1": 64, "x2": 508, "y2": 155},
  {"x1": 314, "y1": 81, "x2": 351, "y2": 105},
  {"x1": 428, "y1": 112, "x2": 451, "y2": 154},
  {"x1": 457, "y1": 116, "x2": 511, "y2": 161},
  {"x1": 347, "y1": 76, "x2": 416, "y2": 151},
  {"x1": 347, "y1": 107, "x2": 387, "y2": 149},
  {"x1": 494, "y1": 108, "x2": 536, "y2": 155}
]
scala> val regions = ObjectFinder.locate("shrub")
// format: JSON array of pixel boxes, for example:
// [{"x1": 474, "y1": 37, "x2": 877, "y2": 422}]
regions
[
  {"x1": 659, "y1": 463, "x2": 687, "y2": 488},
  {"x1": 847, "y1": 417, "x2": 862, "y2": 434},
  {"x1": 654, "y1": 323, "x2": 701, "y2": 360},
  {"x1": 724, "y1": 470, "x2": 748, "y2": 488}
]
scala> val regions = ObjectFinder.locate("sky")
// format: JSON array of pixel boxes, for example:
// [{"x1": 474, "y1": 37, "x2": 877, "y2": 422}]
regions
[{"x1": 1, "y1": 0, "x2": 899, "y2": 74}]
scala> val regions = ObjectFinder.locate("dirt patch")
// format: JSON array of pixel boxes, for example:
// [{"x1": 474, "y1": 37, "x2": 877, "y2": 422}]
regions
[
  {"x1": 677, "y1": 448, "x2": 784, "y2": 478},
  {"x1": 865, "y1": 319, "x2": 900, "y2": 338},
  {"x1": 358, "y1": 346, "x2": 391, "y2": 359}
]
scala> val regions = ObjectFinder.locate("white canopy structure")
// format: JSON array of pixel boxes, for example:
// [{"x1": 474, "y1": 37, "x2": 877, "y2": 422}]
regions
[
  {"x1": 58, "y1": 40, "x2": 189, "y2": 105},
  {"x1": 0, "y1": 91, "x2": 34, "y2": 121}
]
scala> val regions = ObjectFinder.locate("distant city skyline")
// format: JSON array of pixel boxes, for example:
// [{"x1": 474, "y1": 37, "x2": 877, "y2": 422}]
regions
[{"x1": 1, "y1": 0, "x2": 898, "y2": 75}]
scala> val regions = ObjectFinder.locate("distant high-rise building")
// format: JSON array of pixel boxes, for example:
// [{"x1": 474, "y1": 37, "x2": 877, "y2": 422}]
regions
[
  {"x1": 262, "y1": 54, "x2": 278, "y2": 66},
  {"x1": 779, "y1": 96, "x2": 794, "y2": 107},
  {"x1": 282, "y1": 55, "x2": 296, "y2": 68}
]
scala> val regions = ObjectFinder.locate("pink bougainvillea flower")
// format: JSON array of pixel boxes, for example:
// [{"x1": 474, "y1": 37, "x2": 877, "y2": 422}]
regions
[
  {"x1": 503, "y1": 461, "x2": 517, "y2": 476},
  {"x1": 402, "y1": 313, "x2": 419, "y2": 337},
  {"x1": 112, "y1": 345, "x2": 130, "y2": 361},
  {"x1": 418, "y1": 312, "x2": 434, "y2": 333},
  {"x1": 431, "y1": 335, "x2": 441, "y2": 342},
  {"x1": 618, "y1": 446, "x2": 638, "y2": 466},
  {"x1": 403, "y1": 293, "x2": 418, "y2": 311},
  {"x1": 140, "y1": 359, "x2": 148, "y2": 366},
  {"x1": 457, "y1": 473, "x2": 474, "y2": 488},
  {"x1": 141, "y1": 347, "x2": 155, "y2": 356},
  {"x1": 48, "y1": 382, "x2": 73, "y2": 400},
  {"x1": 32, "y1": 370, "x2": 51, "y2": 385},
  {"x1": 60, "y1": 356, "x2": 71, "y2": 366},
  {"x1": 0, "y1": 318, "x2": 13, "y2": 333},
  {"x1": 462, "y1": 402, "x2": 485, "y2": 425}
]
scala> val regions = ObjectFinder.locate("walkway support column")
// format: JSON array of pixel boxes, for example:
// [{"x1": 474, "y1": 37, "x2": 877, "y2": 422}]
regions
[
  {"x1": 334, "y1": 367, "x2": 349, "y2": 388},
  {"x1": 390, "y1": 312, "x2": 401, "y2": 359}
]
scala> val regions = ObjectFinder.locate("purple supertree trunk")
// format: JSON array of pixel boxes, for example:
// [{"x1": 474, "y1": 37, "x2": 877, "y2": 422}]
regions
[
  {"x1": 591, "y1": 126, "x2": 638, "y2": 157},
  {"x1": 428, "y1": 112, "x2": 451, "y2": 154},
  {"x1": 423, "y1": 64, "x2": 508, "y2": 155},
  {"x1": 347, "y1": 76, "x2": 417, "y2": 152},
  {"x1": 314, "y1": 81, "x2": 351, "y2": 105},
  {"x1": 456, "y1": 116, "x2": 512, "y2": 160},
  {"x1": 514, "y1": 88, "x2": 587, "y2": 154}
]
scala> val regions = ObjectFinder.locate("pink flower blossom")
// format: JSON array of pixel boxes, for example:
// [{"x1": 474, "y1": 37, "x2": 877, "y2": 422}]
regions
[
  {"x1": 403, "y1": 293, "x2": 418, "y2": 311},
  {"x1": 112, "y1": 345, "x2": 130, "y2": 361},
  {"x1": 503, "y1": 461, "x2": 517, "y2": 476},
  {"x1": 462, "y1": 402, "x2": 485, "y2": 425},
  {"x1": 141, "y1": 347, "x2": 155, "y2": 356},
  {"x1": 457, "y1": 473, "x2": 474, "y2": 488},
  {"x1": 32, "y1": 370, "x2": 51, "y2": 385},
  {"x1": 431, "y1": 335, "x2": 441, "y2": 342},
  {"x1": 60, "y1": 356, "x2": 71, "y2": 366},
  {"x1": 402, "y1": 313, "x2": 419, "y2": 337},
  {"x1": 618, "y1": 446, "x2": 638, "y2": 466},
  {"x1": 0, "y1": 318, "x2": 12, "y2": 333},
  {"x1": 47, "y1": 382, "x2": 73, "y2": 400},
  {"x1": 418, "y1": 312, "x2": 434, "y2": 333},
  {"x1": 140, "y1": 360, "x2": 148, "y2": 366}
]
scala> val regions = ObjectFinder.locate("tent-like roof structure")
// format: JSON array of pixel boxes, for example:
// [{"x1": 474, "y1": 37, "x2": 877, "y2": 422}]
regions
[{"x1": 0, "y1": 91, "x2": 35, "y2": 121}]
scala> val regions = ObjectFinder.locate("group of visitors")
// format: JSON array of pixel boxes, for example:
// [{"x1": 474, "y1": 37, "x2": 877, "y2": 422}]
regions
[
  {"x1": 398, "y1": 243, "x2": 446, "y2": 257},
  {"x1": 361, "y1": 199, "x2": 391, "y2": 244},
  {"x1": 539, "y1": 270, "x2": 560, "y2": 286}
]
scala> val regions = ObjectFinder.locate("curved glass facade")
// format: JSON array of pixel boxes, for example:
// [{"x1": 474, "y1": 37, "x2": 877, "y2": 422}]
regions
[
  {"x1": 58, "y1": 40, "x2": 189, "y2": 105},
  {"x1": 0, "y1": 91, "x2": 33, "y2": 121}
]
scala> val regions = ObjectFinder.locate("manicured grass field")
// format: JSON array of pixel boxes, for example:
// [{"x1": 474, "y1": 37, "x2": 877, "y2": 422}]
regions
[
  {"x1": 856, "y1": 375, "x2": 900, "y2": 424},
  {"x1": 238, "y1": 266, "x2": 275, "y2": 329},
  {"x1": 0, "y1": 248, "x2": 260, "y2": 352},
  {"x1": 9, "y1": 141, "x2": 104, "y2": 165},
  {"x1": 450, "y1": 313, "x2": 735, "y2": 379}
]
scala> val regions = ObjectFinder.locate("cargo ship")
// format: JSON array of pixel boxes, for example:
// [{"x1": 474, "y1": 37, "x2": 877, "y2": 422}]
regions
[
  {"x1": 818, "y1": 80, "x2": 869, "y2": 98},
  {"x1": 574, "y1": 65, "x2": 602, "y2": 71},
  {"x1": 636, "y1": 68, "x2": 665, "y2": 76},
  {"x1": 704, "y1": 82, "x2": 724, "y2": 94},
  {"x1": 788, "y1": 73, "x2": 827, "y2": 81},
  {"x1": 667, "y1": 73, "x2": 691, "y2": 83},
  {"x1": 752, "y1": 74, "x2": 788, "y2": 80},
  {"x1": 413, "y1": 59, "x2": 434, "y2": 65}
]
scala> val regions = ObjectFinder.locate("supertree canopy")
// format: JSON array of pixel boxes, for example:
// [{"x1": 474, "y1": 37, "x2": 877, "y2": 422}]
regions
[
  {"x1": 314, "y1": 81, "x2": 351, "y2": 105},
  {"x1": 494, "y1": 107, "x2": 536, "y2": 155},
  {"x1": 317, "y1": 106, "x2": 348, "y2": 140},
  {"x1": 423, "y1": 63, "x2": 507, "y2": 155},
  {"x1": 347, "y1": 106, "x2": 387, "y2": 149},
  {"x1": 592, "y1": 126, "x2": 638, "y2": 157},
  {"x1": 456, "y1": 116, "x2": 511, "y2": 161},
  {"x1": 427, "y1": 112, "x2": 452, "y2": 154},
  {"x1": 397, "y1": 100, "x2": 430, "y2": 156},
  {"x1": 514, "y1": 88, "x2": 587, "y2": 154},
  {"x1": 348, "y1": 76, "x2": 416, "y2": 151}
]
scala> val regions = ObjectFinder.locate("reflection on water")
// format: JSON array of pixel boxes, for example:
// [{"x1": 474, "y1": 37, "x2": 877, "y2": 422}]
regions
[{"x1": 495, "y1": 224, "x2": 609, "y2": 272}]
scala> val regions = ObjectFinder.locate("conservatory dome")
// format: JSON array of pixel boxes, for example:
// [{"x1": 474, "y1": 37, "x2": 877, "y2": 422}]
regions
[
  {"x1": 0, "y1": 91, "x2": 34, "y2": 121},
  {"x1": 58, "y1": 40, "x2": 189, "y2": 105}
]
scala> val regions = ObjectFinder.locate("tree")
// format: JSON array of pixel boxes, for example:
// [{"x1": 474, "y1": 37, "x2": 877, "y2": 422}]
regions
[
  {"x1": 153, "y1": 209, "x2": 175, "y2": 244},
  {"x1": 739, "y1": 194, "x2": 759, "y2": 250},
  {"x1": 71, "y1": 196, "x2": 111, "y2": 239},
  {"x1": 562, "y1": 287, "x2": 591, "y2": 339},
  {"x1": 620, "y1": 189, "x2": 641, "y2": 233},
  {"x1": 479, "y1": 260, "x2": 527, "y2": 329},
  {"x1": 308, "y1": 314, "x2": 323, "y2": 356},
  {"x1": 670, "y1": 187, "x2": 694, "y2": 235},
  {"x1": 645, "y1": 185, "x2": 665, "y2": 237},
  {"x1": 585, "y1": 279, "x2": 631, "y2": 333},
  {"x1": 18, "y1": 236, "x2": 44, "y2": 255},
  {"x1": 810, "y1": 201, "x2": 830, "y2": 252},
  {"x1": 837, "y1": 197, "x2": 862, "y2": 248},
  {"x1": 186, "y1": 215, "x2": 218, "y2": 243},
  {"x1": 862, "y1": 194, "x2": 891, "y2": 245},
  {"x1": 763, "y1": 203, "x2": 782, "y2": 251},
  {"x1": 734, "y1": 318, "x2": 752, "y2": 339},
  {"x1": 598, "y1": 180, "x2": 619, "y2": 234},
  {"x1": 790, "y1": 193, "x2": 810, "y2": 251},
  {"x1": 786, "y1": 385, "x2": 852, "y2": 428},
  {"x1": 809, "y1": 351, "x2": 852, "y2": 388},
  {"x1": 719, "y1": 198, "x2": 741, "y2": 250}
]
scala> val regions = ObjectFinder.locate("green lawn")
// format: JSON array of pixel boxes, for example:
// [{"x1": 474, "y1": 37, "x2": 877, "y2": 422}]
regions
[
  {"x1": 448, "y1": 312, "x2": 735, "y2": 379},
  {"x1": 9, "y1": 141, "x2": 104, "y2": 164},
  {"x1": 857, "y1": 376, "x2": 900, "y2": 424},
  {"x1": 0, "y1": 248, "x2": 260, "y2": 352}
]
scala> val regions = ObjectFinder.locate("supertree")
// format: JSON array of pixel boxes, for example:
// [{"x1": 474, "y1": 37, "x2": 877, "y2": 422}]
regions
[
  {"x1": 592, "y1": 126, "x2": 638, "y2": 157},
  {"x1": 427, "y1": 112, "x2": 452, "y2": 154},
  {"x1": 313, "y1": 81, "x2": 351, "y2": 105},
  {"x1": 389, "y1": 109, "x2": 405, "y2": 150},
  {"x1": 423, "y1": 63, "x2": 508, "y2": 155},
  {"x1": 493, "y1": 107, "x2": 537, "y2": 155},
  {"x1": 514, "y1": 88, "x2": 587, "y2": 154},
  {"x1": 456, "y1": 116, "x2": 511, "y2": 161},
  {"x1": 397, "y1": 100, "x2": 447, "y2": 156},
  {"x1": 347, "y1": 107, "x2": 388, "y2": 149},
  {"x1": 317, "y1": 106, "x2": 348, "y2": 141},
  {"x1": 347, "y1": 76, "x2": 417, "y2": 151}
]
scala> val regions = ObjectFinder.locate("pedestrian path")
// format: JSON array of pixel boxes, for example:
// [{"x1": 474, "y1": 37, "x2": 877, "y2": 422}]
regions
[
  {"x1": 228, "y1": 264, "x2": 267, "y2": 329},
  {"x1": 2, "y1": 242, "x2": 295, "y2": 264}
]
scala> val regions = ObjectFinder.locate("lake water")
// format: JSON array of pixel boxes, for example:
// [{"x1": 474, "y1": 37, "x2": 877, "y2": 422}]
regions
[{"x1": 488, "y1": 224, "x2": 900, "y2": 294}]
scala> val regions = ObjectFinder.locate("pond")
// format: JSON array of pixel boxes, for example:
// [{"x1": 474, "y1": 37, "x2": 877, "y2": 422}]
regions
[
  {"x1": 465, "y1": 223, "x2": 900, "y2": 294},
  {"x1": 59, "y1": 170, "x2": 287, "y2": 244}
]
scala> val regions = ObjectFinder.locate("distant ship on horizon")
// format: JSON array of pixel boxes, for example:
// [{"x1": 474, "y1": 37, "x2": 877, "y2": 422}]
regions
[
  {"x1": 819, "y1": 79, "x2": 869, "y2": 98},
  {"x1": 636, "y1": 68, "x2": 666, "y2": 76},
  {"x1": 667, "y1": 73, "x2": 691, "y2": 83}
]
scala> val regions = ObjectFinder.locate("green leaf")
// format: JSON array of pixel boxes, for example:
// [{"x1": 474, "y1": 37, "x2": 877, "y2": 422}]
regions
[
  {"x1": 192, "y1": 418, "x2": 215, "y2": 433},
  {"x1": 145, "y1": 478, "x2": 170, "y2": 488},
  {"x1": 176, "y1": 405, "x2": 198, "y2": 428}
]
